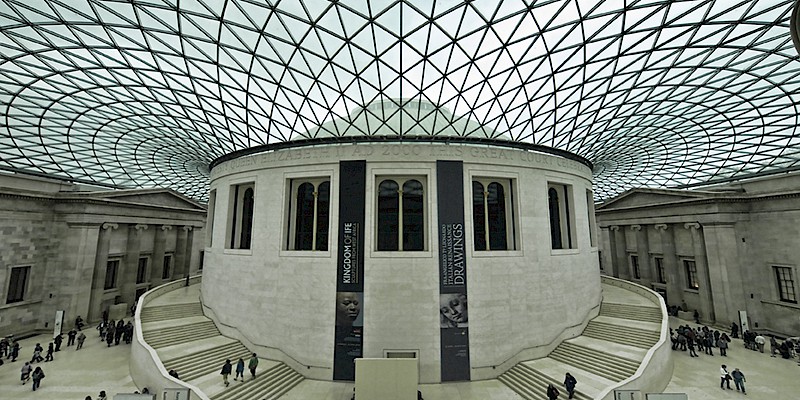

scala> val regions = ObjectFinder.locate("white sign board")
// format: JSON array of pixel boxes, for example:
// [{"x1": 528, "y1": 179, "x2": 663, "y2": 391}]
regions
[
  {"x1": 112, "y1": 394, "x2": 155, "y2": 400},
  {"x1": 53, "y1": 310, "x2": 64, "y2": 338},
  {"x1": 162, "y1": 388, "x2": 190, "y2": 400},
  {"x1": 646, "y1": 394, "x2": 688, "y2": 400},
  {"x1": 739, "y1": 310, "x2": 749, "y2": 332}
]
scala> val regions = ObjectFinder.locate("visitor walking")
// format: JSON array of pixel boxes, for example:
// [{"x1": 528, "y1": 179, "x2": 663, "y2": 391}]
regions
[
  {"x1": 67, "y1": 328, "x2": 77, "y2": 346},
  {"x1": 77, "y1": 331, "x2": 86, "y2": 350},
  {"x1": 235, "y1": 358, "x2": 245, "y2": 381},
  {"x1": 563, "y1": 372, "x2": 577, "y2": 399},
  {"x1": 44, "y1": 342, "x2": 54, "y2": 362},
  {"x1": 731, "y1": 368, "x2": 746, "y2": 395},
  {"x1": 20, "y1": 361, "x2": 32, "y2": 384},
  {"x1": 547, "y1": 383, "x2": 560, "y2": 400},
  {"x1": 220, "y1": 359, "x2": 232, "y2": 387},
  {"x1": 31, "y1": 366, "x2": 45, "y2": 391},
  {"x1": 720, "y1": 364, "x2": 732, "y2": 390},
  {"x1": 248, "y1": 353, "x2": 259, "y2": 380}
]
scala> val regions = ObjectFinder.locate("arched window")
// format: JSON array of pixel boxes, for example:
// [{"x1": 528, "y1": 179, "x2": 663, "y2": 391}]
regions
[
  {"x1": 377, "y1": 178, "x2": 425, "y2": 251},
  {"x1": 228, "y1": 183, "x2": 255, "y2": 250},
  {"x1": 288, "y1": 178, "x2": 330, "y2": 251},
  {"x1": 548, "y1": 183, "x2": 575, "y2": 250},
  {"x1": 472, "y1": 178, "x2": 515, "y2": 251}
]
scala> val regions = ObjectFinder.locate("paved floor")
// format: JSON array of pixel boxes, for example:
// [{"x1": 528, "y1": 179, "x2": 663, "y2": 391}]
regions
[{"x1": 2, "y1": 310, "x2": 798, "y2": 399}]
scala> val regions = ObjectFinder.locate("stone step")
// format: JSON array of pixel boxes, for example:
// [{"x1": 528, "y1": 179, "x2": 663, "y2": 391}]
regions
[
  {"x1": 165, "y1": 342, "x2": 253, "y2": 382},
  {"x1": 211, "y1": 363, "x2": 304, "y2": 400},
  {"x1": 600, "y1": 304, "x2": 662, "y2": 323},
  {"x1": 549, "y1": 342, "x2": 637, "y2": 382},
  {"x1": 583, "y1": 322, "x2": 659, "y2": 349},
  {"x1": 143, "y1": 321, "x2": 220, "y2": 348},
  {"x1": 499, "y1": 362, "x2": 593, "y2": 400},
  {"x1": 141, "y1": 303, "x2": 204, "y2": 322}
]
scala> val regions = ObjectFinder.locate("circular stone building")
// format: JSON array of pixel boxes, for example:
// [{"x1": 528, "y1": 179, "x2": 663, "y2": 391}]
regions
[{"x1": 201, "y1": 100, "x2": 601, "y2": 383}]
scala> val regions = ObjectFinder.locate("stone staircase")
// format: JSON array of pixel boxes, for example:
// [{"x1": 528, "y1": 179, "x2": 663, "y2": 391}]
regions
[
  {"x1": 499, "y1": 287, "x2": 663, "y2": 400},
  {"x1": 140, "y1": 294, "x2": 304, "y2": 400}
]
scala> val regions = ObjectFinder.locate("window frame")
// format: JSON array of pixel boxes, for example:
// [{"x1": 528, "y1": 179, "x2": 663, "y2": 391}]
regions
[
  {"x1": 586, "y1": 189, "x2": 597, "y2": 247},
  {"x1": 206, "y1": 189, "x2": 216, "y2": 248},
  {"x1": 471, "y1": 177, "x2": 517, "y2": 251},
  {"x1": 374, "y1": 175, "x2": 428, "y2": 252},
  {"x1": 286, "y1": 177, "x2": 332, "y2": 251},
  {"x1": 630, "y1": 254, "x2": 641, "y2": 280},
  {"x1": 226, "y1": 181, "x2": 256, "y2": 250},
  {"x1": 5, "y1": 265, "x2": 31, "y2": 304},
  {"x1": 654, "y1": 256, "x2": 666, "y2": 284},
  {"x1": 547, "y1": 181, "x2": 576, "y2": 250},
  {"x1": 162, "y1": 254, "x2": 173, "y2": 280},
  {"x1": 104, "y1": 259, "x2": 121, "y2": 290},
  {"x1": 684, "y1": 259, "x2": 699, "y2": 290},
  {"x1": 136, "y1": 256, "x2": 149, "y2": 284},
  {"x1": 774, "y1": 265, "x2": 797, "y2": 304}
]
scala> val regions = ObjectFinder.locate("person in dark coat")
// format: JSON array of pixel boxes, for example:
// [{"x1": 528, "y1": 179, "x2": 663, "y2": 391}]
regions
[
  {"x1": 114, "y1": 320, "x2": 124, "y2": 345},
  {"x1": 106, "y1": 325, "x2": 115, "y2": 347},
  {"x1": 730, "y1": 322, "x2": 739, "y2": 338},
  {"x1": 234, "y1": 358, "x2": 245, "y2": 381},
  {"x1": 67, "y1": 328, "x2": 78, "y2": 346},
  {"x1": 547, "y1": 383, "x2": 560, "y2": 400},
  {"x1": 10, "y1": 341, "x2": 20, "y2": 361},
  {"x1": 54, "y1": 334, "x2": 63, "y2": 352},
  {"x1": 31, "y1": 366, "x2": 45, "y2": 391},
  {"x1": 220, "y1": 359, "x2": 232, "y2": 387},
  {"x1": 564, "y1": 373, "x2": 577, "y2": 399},
  {"x1": 44, "y1": 343, "x2": 54, "y2": 362}
]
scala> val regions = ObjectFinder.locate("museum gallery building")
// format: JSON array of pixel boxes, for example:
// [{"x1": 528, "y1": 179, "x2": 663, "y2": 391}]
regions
[{"x1": 201, "y1": 100, "x2": 601, "y2": 383}]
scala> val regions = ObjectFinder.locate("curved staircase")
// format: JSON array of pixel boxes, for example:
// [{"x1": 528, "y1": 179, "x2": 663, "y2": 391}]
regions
[
  {"x1": 139, "y1": 285, "x2": 304, "y2": 399},
  {"x1": 499, "y1": 283, "x2": 664, "y2": 400}
]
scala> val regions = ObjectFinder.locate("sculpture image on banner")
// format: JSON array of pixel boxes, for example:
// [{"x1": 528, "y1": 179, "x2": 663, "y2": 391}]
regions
[{"x1": 440, "y1": 293, "x2": 468, "y2": 328}]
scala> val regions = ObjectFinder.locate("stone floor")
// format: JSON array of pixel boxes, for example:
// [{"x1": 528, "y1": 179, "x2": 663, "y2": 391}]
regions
[{"x1": 2, "y1": 294, "x2": 798, "y2": 399}]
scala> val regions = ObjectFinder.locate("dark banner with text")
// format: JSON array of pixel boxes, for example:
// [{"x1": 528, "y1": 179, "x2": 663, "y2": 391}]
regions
[
  {"x1": 437, "y1": 160, "x2": 471, "y2": 382},
  {"x1": 333, "y1": 160, "x2": 366, "y2": 381}
]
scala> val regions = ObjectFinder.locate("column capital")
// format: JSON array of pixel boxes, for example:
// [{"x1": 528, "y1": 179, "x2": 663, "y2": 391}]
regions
[
  {"x1": 630, "y1": 224, "x2": 642, "y2": 231},
  {"x1": 654, "y1": 223, "x2": 669, "y2": 232},
  {"x1": 161, "y1": 225, "x2": 173, "y2": 231},
  {"x1": 102, "y1": 223, "x2": 119, "y2": 230},
  {"x1": 182, "y1": 225, "x2": 194, "y2": 232},
  {"x1": 684, "y1": 222, "x2": 701, "y2": 231},
  {"x1": 134, "y1": 224, "x2": 149, "y2": 231},
  {"x1": 609, "y1": 225, "x2": 620, "y2": 231}
]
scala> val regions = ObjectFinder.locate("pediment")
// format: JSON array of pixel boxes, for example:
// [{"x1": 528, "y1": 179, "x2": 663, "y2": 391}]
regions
[
  {"x1": 78, "y1": 189, "x2": 205, "y2": 210},
  {"x1": 598, "y1": 189, "x2": 709, "y2": 210}
]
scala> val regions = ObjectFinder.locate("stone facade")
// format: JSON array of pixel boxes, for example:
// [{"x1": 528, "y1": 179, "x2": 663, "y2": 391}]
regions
[
  {"x1": 596, "y1": 172, "x2": 800, "y2": 336},
  {"x1": 203, "y1": 142, "x2": 601, "y2": 383},
  {"x1": 0, "y1": 174, "x2": 206, "y2": 336}
]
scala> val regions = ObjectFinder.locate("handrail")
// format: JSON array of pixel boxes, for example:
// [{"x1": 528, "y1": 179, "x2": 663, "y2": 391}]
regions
[
  {"x1": 131, "y1": 275, "x2": 211, "y2": 400},
  {"x1": 199, "y1": 292, "x2": 330, "y2": 372},
  {"x1": 595, "y1": 276, "x2": 672, "y2": 400}
]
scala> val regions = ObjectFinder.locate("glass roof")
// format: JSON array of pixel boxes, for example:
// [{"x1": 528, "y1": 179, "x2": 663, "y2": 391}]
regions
[{"x1": 1, "y1": 0, "x2": 799, "y2": 201}]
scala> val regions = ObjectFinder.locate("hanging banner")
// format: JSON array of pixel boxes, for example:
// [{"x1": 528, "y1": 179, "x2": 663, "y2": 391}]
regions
[
  {"x1": 333, "y1": 160, "x2": 366, "y2": 381},
  {"x1": 437, "y1": 160, "x2": 471, "y2": 381}
]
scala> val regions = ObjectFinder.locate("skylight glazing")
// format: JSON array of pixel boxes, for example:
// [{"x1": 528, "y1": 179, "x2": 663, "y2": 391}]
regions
[{"x1": 1, "y1": 0, "x2": 799, "y2": 201}]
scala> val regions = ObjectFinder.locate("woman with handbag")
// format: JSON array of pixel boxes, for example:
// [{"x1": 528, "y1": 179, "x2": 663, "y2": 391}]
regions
[{"x1": 720, "y1": 364, "x2": 732, "y2": 390}]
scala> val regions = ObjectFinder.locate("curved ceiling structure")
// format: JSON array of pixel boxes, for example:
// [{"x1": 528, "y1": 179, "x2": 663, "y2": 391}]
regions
[{"x1": 1, "y1": 0, "x2": 799, "y2": 201}]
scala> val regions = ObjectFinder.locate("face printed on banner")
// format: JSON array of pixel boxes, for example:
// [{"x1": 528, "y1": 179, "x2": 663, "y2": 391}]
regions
[
  {"x1": 440, "y1": 293, "x2": 468, "y2": 328},
  {"x1": 336, "y1": 292, "x2": 361, "y2": 326}
]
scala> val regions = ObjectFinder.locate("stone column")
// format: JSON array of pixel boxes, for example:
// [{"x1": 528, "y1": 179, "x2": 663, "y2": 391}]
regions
[
  {"x1": 655, "y1": 224, "x2": 682, "y2": 307},
  {"x1": 88, "y1": 223, "x2": 117, "y2": 322},
  {"x1": 151, "y1": 225, "x2": 171, "y2": 283},
  {"x1": 174, "y1": 225, "x2": 191, "y2": 279},
  {"x1": 685, "y1": 222, "x2": 714, "y2": 323},
  {"x1": 121, "y1": 224, "x2": 147, "y2": 307},
  {"x1": 702, "y1": 223, "x2": 746, "y2": 325},
  {"x1": 599, "y1": 226, "x2": 615, "y2": 276},
  {"x1": 631, "y1": 224, "x2": 653, "y2": 285},
  {"x1": 611, "y1": 225, "x2": 629, "y2": 279},
  {"x1": 63, "y1": 223, "x2": 101, "y2": 324}
]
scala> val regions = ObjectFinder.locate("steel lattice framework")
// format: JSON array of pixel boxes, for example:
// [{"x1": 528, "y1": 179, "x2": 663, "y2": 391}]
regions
[{"x1": 1, "y1": 0, "x2": 799, "y2": 201}]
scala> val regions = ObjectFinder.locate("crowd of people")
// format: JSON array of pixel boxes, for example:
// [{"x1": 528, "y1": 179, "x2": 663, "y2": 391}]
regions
[{"x1": 219, "y1": 353, "x2": 259, "y2": 387}]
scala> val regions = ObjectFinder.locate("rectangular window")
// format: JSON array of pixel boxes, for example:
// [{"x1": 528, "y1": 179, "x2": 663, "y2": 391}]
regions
[
  {"x1": 655, "y1": 257, "x2": 666, "y2": 284},
  {"x1": 199, "y1": 250, "x2": 204, "y2": 271},
  {"x1": 630, "y1": 254, "x2": 641, "y2": 279},
  {"x1": 684, "y1": 260, "x2": 699, "y2": 289},
  {"x1": 598, "y1": 251, "x2": 603, "y2": 271},
  {"x1": 472, "y1": 178, "x2": 516, "y2": 251},
  {"x1": 104, "y1": 260, "x2": 119, "y2": 290},
  {"x1": 547, "y1": 182, "x2": 576, "y2": 249},
  {"x1": 6, "y1": 266, "x2": 30, "y2": 304},
  {"x1": 136, "y1": 257, "x2": 148, "y2": 284},
  {"x1": 162, "y1": 254, "x2": 172, "y2": 280},
  {"x1": 376, "y1": 176, "x2": 426, "y2": 251},
  {"x1": 286, "y1": 178, "x2": 331, "y2": 251},
  {"x1": 207, "y1": 189, "x2": 216, "y2": 247},
  {"x1": 775, "y1": 266, "x2": 797, "y2": 303},
  {"x1": 586, "y1": 190, "x2": 596, "y2": 247},
  {"x1": 227, "y1": 183, "x2": 255, "y2": 249}
]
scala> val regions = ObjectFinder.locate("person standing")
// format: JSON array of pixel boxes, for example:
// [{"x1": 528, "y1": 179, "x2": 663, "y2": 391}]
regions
[
  {"x1": 75, "y1": 315, "x2": 84, "y2": 330},
  {"x1": 97, "y1": 390, "x2": 108, "y2": 400},
  {"x1": 720, "y1": 364, "x2": 732, "y2": 390},
  {"x1": 754, "y1": 334, "x2": 765, "y2": 353},
  {"x1": 67, "y1": 328, "x2": 77, "y2": 346},
  {"x1": 730, "y1": 322, "x2": 739, "y2": 338},
  {"x1": 235, "y1": 358, "x2": 245, "y2": 382},
  {"x1": 563, "y1": 372, "x2": 577, "y2": 399},
  {"x1": 54, "y1": 334, "x2": 63, "y2": 352},
  {"x1": 248, "y1": 353, "x2": 259, "y2": 380},
  {"x1": 547, "y1": 383, "x2": 560, "y2": 400},
  {"x1": 31, "y1": 366, "x2": 45, "y2": 391},
  {"x1": 718, "y1": 337, "x2": 728, "y2": 356},
  {"x1": 20, "y1": 361, "x2": 32, "y2": 384},
  {"x1": 770, "y1": 336, "x2": 778, "y2": 357},
  {"x1": 687, "y1": 338, "x2": 699, "y2": 357},
  {"x1": 10, "y1": 340, "x2": 19, "y2": 361},
  {"x1": 220, "y1": 359, "x2": 232, "y2": 387},
  {"x1": 77, "y1": 331, "x2": 86, "y2": 350},
  {"x1": 731, "y1": 368, "x2": 746, "y2": 394}
]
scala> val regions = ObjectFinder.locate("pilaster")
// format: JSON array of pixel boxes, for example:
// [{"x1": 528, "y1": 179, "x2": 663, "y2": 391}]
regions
[
  {"x1": 89, "y1": 223, "x2": 117, "y2": 322},
  {"x1": 631, "y1": 224, "x2": 653, "y2": 285},
  {"x1": 702, "y1": 222, "x2": 746, "y2": 325},
  {"x1": 685, "y1": 222, "x2": 715, "y2": 323},
  {"x1": 611, "y1": 225, "x2": 629, "y2": 279},
  {"x1": 655, "y1": 224, "x2": 681, "y2": 306}
]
